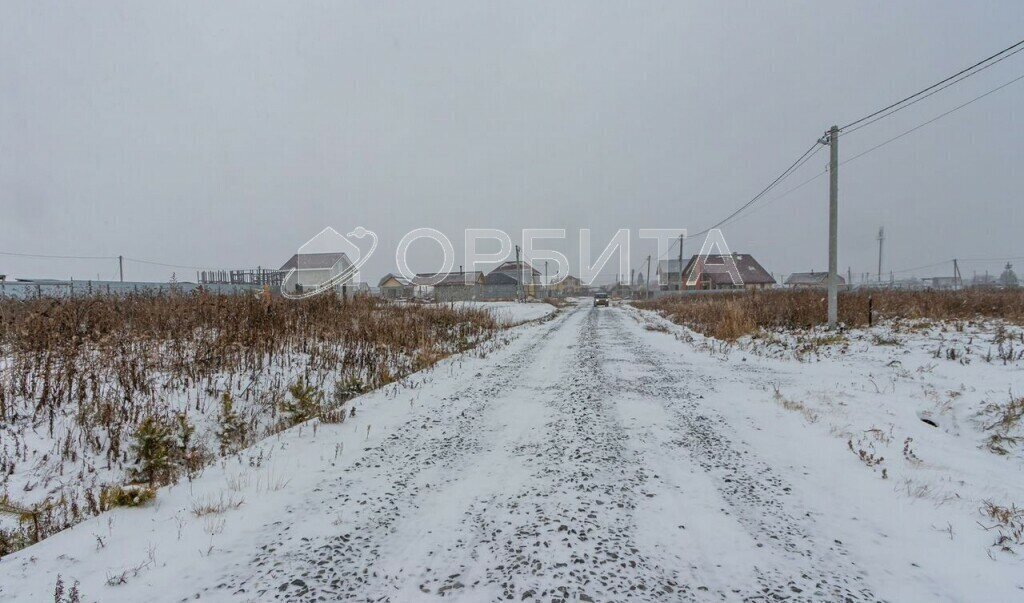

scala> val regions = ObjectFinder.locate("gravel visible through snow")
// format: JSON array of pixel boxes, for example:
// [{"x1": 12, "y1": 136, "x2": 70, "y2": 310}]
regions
[{"x1": 212, "y1": 303, "x2": 878, "y2": 602}]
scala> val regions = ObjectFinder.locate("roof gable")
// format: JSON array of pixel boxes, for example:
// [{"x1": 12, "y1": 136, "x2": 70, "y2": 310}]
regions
[
  {"x1": 279, "y1": 252, "x2": 351, "y2": 271},
  {"x1": 378, "y1": 273, "x2": 411, "y2": 287},
  {"x1": 490, "y1": 260, "x2": 541, "y2": 276},
  {"x1": 664, "y1": 254, "x2": 775, "y2": 285}
]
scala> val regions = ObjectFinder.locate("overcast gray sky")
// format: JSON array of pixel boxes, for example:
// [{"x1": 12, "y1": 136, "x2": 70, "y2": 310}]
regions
[{"x1": 2, "y1": 1, "x2": 1022, "y2": 284}]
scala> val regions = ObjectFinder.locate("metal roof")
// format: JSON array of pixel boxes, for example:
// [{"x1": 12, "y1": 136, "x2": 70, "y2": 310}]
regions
[
  {"x1": 411, "y1": 271, "x2": 485, "y2": 286},
  {"x1": 279, "y1": 252, "x2": 351, "y2": 271},
  {"x1": 660, "y1": 254, "x2": 775, "y2": 286},
  {"x1": 784, "y1": 271, "x2": 845, "y2": 285}
]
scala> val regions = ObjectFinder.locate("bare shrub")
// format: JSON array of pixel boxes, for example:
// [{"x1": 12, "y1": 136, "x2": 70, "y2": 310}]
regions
[
  {"x1": 53, "y1": 575, "x2": 82, "y2": 603},
  {"x1": 191, "y1": 492, "x2": 244, "y2": 517},
  {"x1": 769, "y1": 384, "x2": 818, "y2": 423},
  {"x1": 979, "y1": 392, "x2": 1024, "y2": 455},
  {"x1": 100, "y1": 485, "x2": 156, "y2": 508}
]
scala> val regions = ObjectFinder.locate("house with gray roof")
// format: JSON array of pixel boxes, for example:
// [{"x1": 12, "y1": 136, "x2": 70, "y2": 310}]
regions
[
  {"x1": 485, "y1": 261, "x2": 541, "y2": 286},
  {"x1": 279, "y1": 252, "x2": 353, "y2": 294},
  {"x1": 412, "y1": 271, "x2": 485, "y2": 287},
  {"x1": 378, "y1": 273, "x2": 413, "y2": 299},
  {"x1": 785, "y1": 271, "x2": 845, "y2": 288}
]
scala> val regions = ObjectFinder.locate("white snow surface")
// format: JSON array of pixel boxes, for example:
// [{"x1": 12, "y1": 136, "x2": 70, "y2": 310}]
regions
[
  {"x1": 443, "y1": 300, "x2": 557, "y2": 325},
  {"x1": 1, "y1": 300, "x2": 1023, "y2": 602}
]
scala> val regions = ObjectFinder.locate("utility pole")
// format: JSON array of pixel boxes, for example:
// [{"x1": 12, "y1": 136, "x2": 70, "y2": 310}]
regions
[
  {"x1": 630, "y1": 268, "x2": 635, "y2": 288},
  {"x1": 646, "y1": 255, "x2": 651, "y2": 297},
  {"x1": 677, "y1": 234, "x2": 684, "y2": 291},
  {"x1": 118, "y1": 255, "x2": 124, "y2": 282},
  {"x1": 953, "y1": 258, "x2": 962, "y2": 290},
  {"x1": 544, "y1": 261, "x2": 548, "y2": 297},
  {"x1": 876, "y1": 227, "x2": 885, "y2": 283},
  {"x1": 827, "y1": 125, "x2": 839, "y2": 328},
  {"x1": 515, "y1": 245, "x2": 522, "y2": 301},
  {"x1": 847, "y1": 267, "x2": 852, "y2": 291}
]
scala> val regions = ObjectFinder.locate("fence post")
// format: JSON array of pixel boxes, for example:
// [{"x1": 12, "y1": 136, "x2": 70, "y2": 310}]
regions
[{"x1": 868, "y1": 295, "x2": 873, "y2": 327}]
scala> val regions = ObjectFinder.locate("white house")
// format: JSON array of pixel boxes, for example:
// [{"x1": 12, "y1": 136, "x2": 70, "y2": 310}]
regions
[{"x1": 279, "y1": 252, "x2": 353, "y2": 295}]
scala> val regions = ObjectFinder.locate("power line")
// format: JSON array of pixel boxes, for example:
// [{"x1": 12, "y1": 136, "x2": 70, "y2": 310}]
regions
[
  {"x1": 687, "y1": 140, "x2": 824, "y2": 241},
  {"x1": 712, "y1": 69, "x2": 1024, "y2": 231},
  {"x1": 840, "y1": 37, "x2": 1024, "y2": 131},
  {"x1": 843, "y1": 72, "x2": 1024, "y2": 166},
  {"x1": 0, "y1": 250, "x2": 117, "y2": 261},
  {"x1": 731, "y1": 167, "x2": 828, "y2": 224},
  {"x1": 0, "y1": 250, "x2": 217, "y2": 272},
  {"x1": 889, "y1": 260, "x2": 953, "y2": 275},
  {"x1": 870, "y1": 256, "x2": 1022, "y2": 277},
  {"x1": 123, "y1": 257, "x2": 218, "y2": 271},
  {"x1": 843, "y1": 45, "x2": 1024, "y2": 136},
  {"x1": 958, "y1": 255, "x2": 1024, "y2": 263},
  {"x1": 653, "y1": 236, "x2": 681, "y2": 262}
]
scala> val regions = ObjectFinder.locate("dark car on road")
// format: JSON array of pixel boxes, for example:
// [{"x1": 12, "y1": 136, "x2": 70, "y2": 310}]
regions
[{"x1": 594, "y1": 292, "x2": 609, "y2": 307}]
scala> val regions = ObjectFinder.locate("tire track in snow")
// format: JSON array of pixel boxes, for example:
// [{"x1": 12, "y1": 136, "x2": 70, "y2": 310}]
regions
[
  {"x1": 215, "y1": 307, "x2": 578, "y2": 601},
  {"x1": 206, "y1": 302, "x2": 884, "y2": 602},
  {"x1": 438, "y1": 307, "x2": 690, "y2": 601},
  {"x1": 601, "y1": 307, "x2": 882, "y2": 602}
]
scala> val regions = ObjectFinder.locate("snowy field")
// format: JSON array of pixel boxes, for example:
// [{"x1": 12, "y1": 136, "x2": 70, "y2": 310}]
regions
[
  {"x1": 0, "y1": 296, "x2": 500, "y2": 557},
  {"x1": 441, "y1": 300, "x2": 558, "y2": 325},
  {"x1": 1, "y1": 300, "x2": 1022, "y2": 601}
]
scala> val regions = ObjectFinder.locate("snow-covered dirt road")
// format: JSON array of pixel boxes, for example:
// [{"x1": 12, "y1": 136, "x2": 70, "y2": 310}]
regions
[
  {"x1": 2, "y1": 301, "x2": 1021, "y2": 602},
  {"x1": 221, "y1": 303, "x2": 874, "y2": 602}
]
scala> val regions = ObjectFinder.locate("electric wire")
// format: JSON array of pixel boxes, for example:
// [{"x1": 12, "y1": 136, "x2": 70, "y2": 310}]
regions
[
  {"x1": 842, "y1": 45, "x2": 1024, "y2": 136},
  {"x1": 843, "y1": 72, "x2": 1024, "y2": 166},
  {"x1": 840, "y1": 37, "x2": 1024, "y2": 131}
]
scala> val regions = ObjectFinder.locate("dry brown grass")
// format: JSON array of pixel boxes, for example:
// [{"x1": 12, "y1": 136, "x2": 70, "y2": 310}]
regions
[
  {"x1": 979, "y1": 392, "x2": 1024, "y2": 455},
  {"x1": 0, "y1": 291, "x2": 498, "y2": 555},
  {"x1": 980, "y1": 501, "x2": 1024, "y2": 551},
  {"x1": 635, "y1": 289, "x2": 1024, "y2": 340}
]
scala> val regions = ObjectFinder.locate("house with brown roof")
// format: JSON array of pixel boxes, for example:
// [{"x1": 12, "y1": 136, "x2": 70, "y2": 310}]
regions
[{"x1": 658, "y1": 254, "x2": 775, "y2": 291}]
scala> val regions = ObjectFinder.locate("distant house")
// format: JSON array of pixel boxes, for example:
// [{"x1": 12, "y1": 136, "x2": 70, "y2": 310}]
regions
[
  {"x1": 785, "y1": 271, "x2": 845, "y2": 289},
  {"x1": 0, "y1": 274, "x2": 5, "y2": 283},
  {"x1": 409, "y1": 271, "x2": 485, "y2": 301},
  {"x1": 552, "y1": 274, "x2": 583, "y2": 294},
  {"x1": 414, "y1": 271, "x2": 485, "y2": 287},
  {"x1": 927, "y1": 276, "x2": 958, "y2": 290},
  {"x1": 378, "y1": 273, "x2": 413, "y2": 299},
  {"x1": 279, "y1": 252, "x2": 353, "y2": 294},
  {"x1": 659, "y1": 254, "x2": 775, "y2": 290},
  {"x1": 485, "y1": 260, "x2": 541, "y2": 286},
  {"x1": 485, "y1": 261, "x2": 543, "y2": 298}
]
